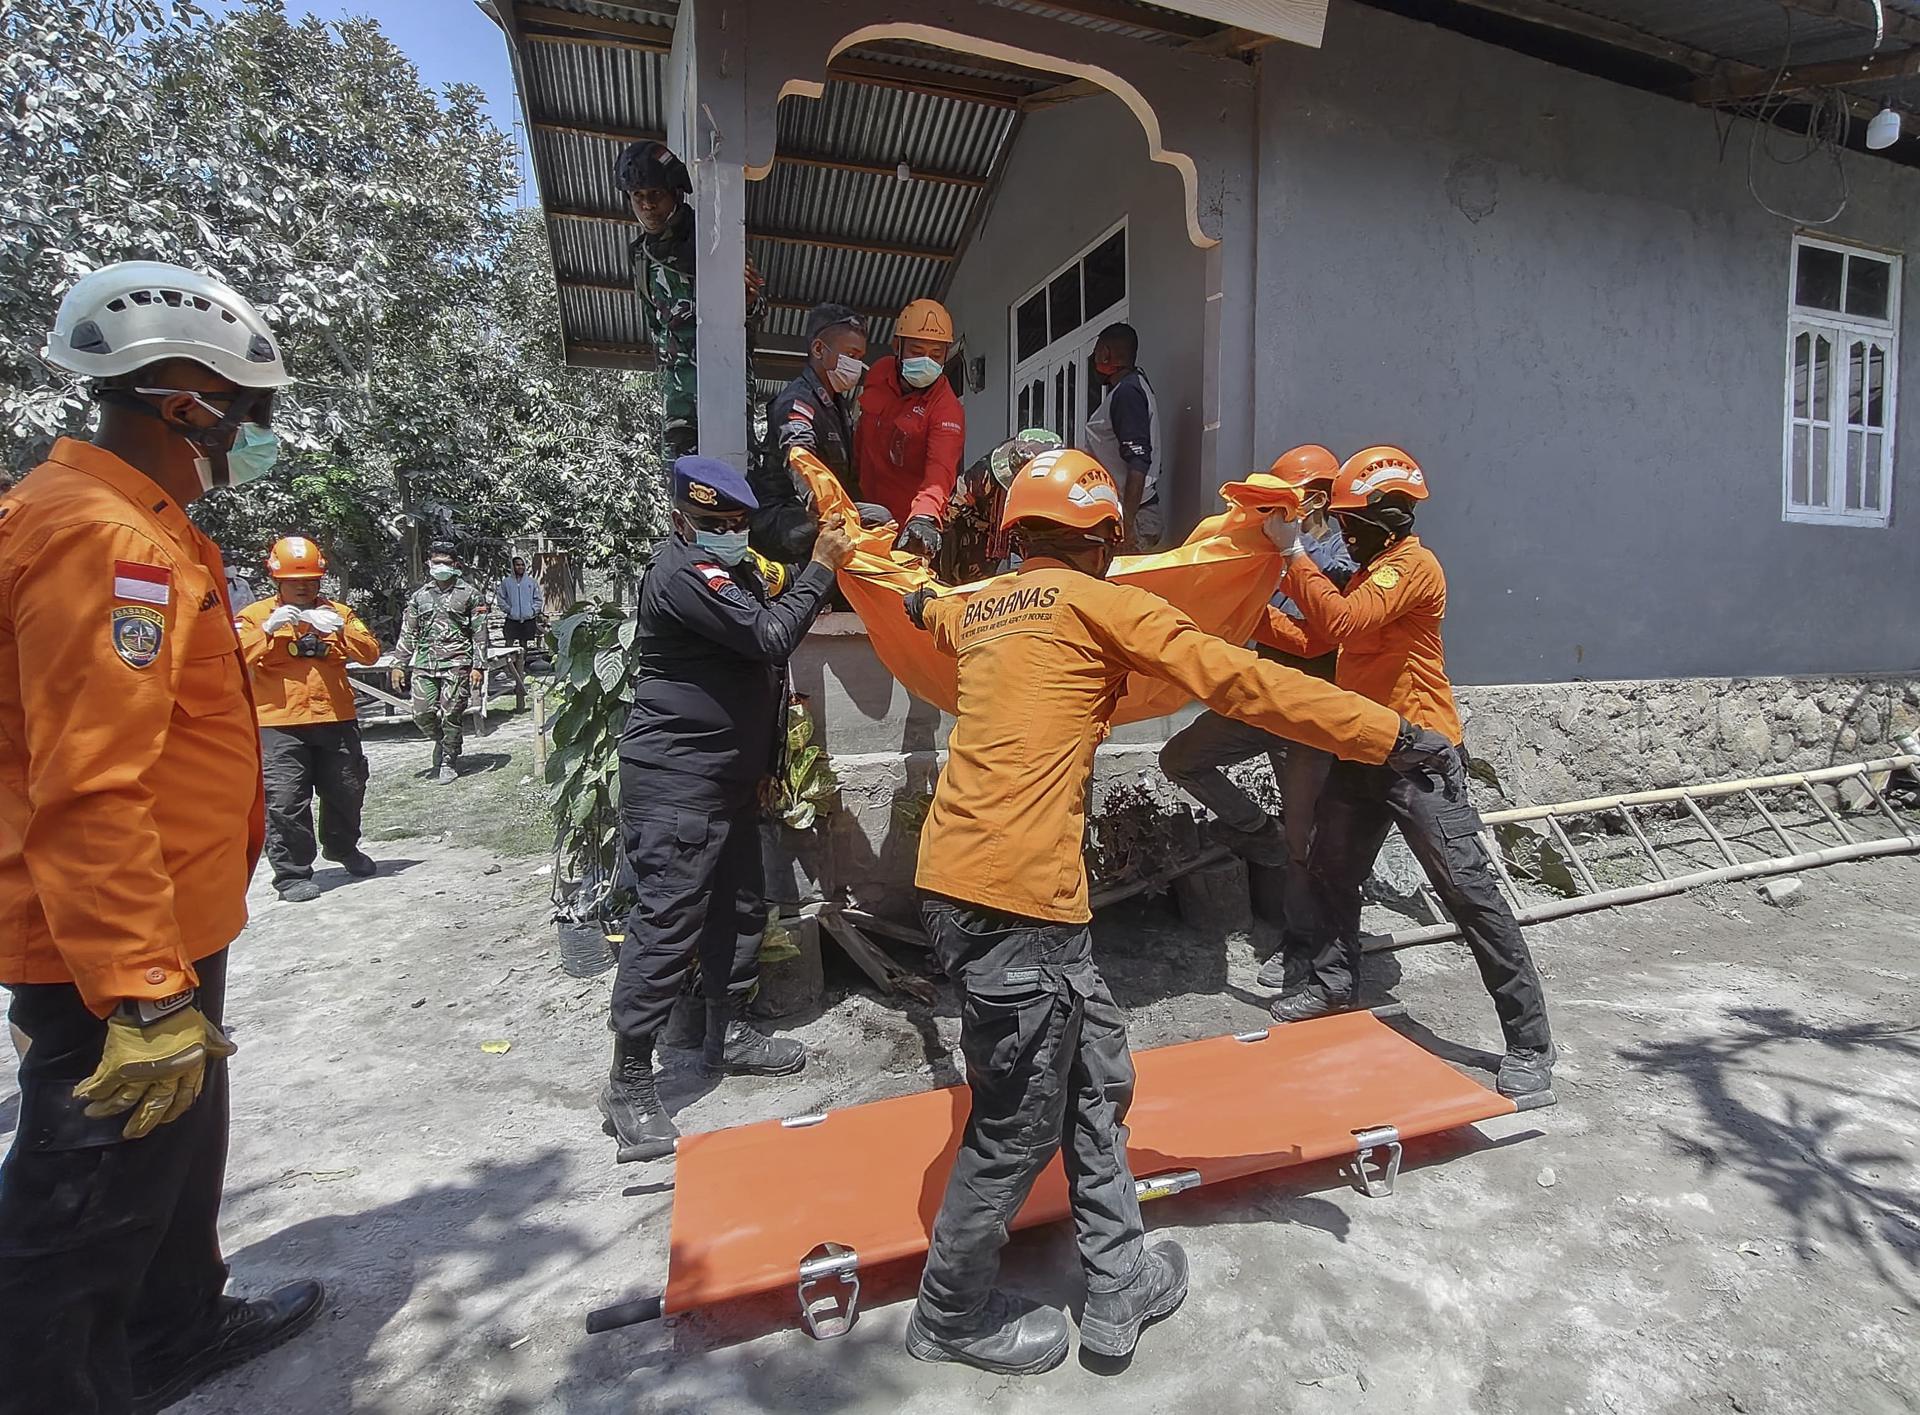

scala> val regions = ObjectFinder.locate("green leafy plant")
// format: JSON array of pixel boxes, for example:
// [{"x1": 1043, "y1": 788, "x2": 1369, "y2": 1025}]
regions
[
  {"x1": 771, "y1": 696, "x2": 838, "y2": 831},
  {"x1": 544, "y1": 599, "x2": 643, "y2": 922}
]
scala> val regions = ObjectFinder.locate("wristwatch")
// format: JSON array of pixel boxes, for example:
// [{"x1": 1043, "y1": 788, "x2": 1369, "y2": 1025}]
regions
[{"x1": 114, "y1": 990, "x2": 195, "y2": 1026}]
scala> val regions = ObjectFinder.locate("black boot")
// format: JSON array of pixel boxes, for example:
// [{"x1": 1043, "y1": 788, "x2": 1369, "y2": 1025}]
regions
[
  {"x1": 1269, "y1": 984, "x2": 1355, "y2": 1024},
  {"x1": 1255, "y1": 944, "x2": 1311, "y2": 995},
  {"x1": 131, "y1": 1280, "x2": 326, "y2": 1414},
  {"x1": 1079, "y1": 1239, "x2": 1189, "y2": 1358},
  {"x1": 598, "y1": 1036, "x2": 679, "y2": 1161},
  {"x1": 905, "y1": 1291, "x2": 1071, "y2": 1375},
  {"x1": 700, "y1": 998, "x2": 805, "y2": 1077},
  {"x1": 1217, "y1": 816, "x2": 1289, "y2": 867}
]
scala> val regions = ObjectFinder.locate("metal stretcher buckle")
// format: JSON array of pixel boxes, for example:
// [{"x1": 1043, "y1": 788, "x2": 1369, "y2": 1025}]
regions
[
  {"x1": 1135, "y1": 1169, "x2": 1203, "y2": 1203},
  {"x1": 1350, "y1": 1125, "x2": 1403, "y2": 1198},
  {"x1": 797, "y1": 1242, "x2": 860, "y2": 1339}
]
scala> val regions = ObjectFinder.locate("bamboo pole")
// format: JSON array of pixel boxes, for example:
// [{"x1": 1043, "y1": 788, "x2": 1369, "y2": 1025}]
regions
[{"x1": 1478, "y1": 755, "x2": 1918, "y2": 825}]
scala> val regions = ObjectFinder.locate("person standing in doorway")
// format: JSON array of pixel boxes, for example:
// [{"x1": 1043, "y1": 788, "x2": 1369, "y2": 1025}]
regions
[
  {"x1": 854, "y1": 298, "x2": 966, "y2": 562},
  {"x1": 1084, "y1": 322, "x2": 1162, "y2": 549},
  {"x1": 498, "y1": 555, "x2": 543, "y2": 657},
  {"x1": 393, "y1": 540, "x2": 488, "y2": 784},
  {"x1": 0, "y1": 260, "x2": 324, "y2": 1415},
  {"x1": 235, "y1": 535, "x2": 382, "y2": 903}
]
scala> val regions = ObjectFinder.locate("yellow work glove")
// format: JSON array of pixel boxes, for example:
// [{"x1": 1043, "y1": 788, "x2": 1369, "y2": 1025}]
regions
[{"x1": 74, "y1": 1007, "x2": 237, "y2": 1139}]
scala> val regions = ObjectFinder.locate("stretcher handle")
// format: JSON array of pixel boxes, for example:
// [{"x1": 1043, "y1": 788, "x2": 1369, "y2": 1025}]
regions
[{"x1": 586, "y1": 1294, "x2": 664, "y2": 1334}]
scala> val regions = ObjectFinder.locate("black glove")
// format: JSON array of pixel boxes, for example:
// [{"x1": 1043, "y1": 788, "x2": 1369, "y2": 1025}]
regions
[
  {"x1": 895, "y1": 515, "x2": 942, "y2": 560},
  {"x1": 1387, "y1": 718, "x2": 1464, "y2": 792},
  {"x1": 903, "y1": 587, "x2": 935, "y2": 631}
]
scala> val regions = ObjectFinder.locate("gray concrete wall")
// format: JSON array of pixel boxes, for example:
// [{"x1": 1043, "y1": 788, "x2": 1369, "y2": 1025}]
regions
[
  {"x1": 941, "y1": 92, "x2": 1213, "y2": 528},
  {"x1": 1253, "y1": 2, "x2": 1920, "y2": 684}
]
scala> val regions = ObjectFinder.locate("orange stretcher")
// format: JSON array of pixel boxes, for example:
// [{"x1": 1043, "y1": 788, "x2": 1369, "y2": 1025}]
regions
[{"x1": 586, "y1": 1009, "x2": 1543, "y2": 1337}]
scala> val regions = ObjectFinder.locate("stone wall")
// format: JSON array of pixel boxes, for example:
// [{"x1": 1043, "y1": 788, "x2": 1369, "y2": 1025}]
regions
[{"x1": 807, "y1": 646, "x2": 1920, "y2": 920}]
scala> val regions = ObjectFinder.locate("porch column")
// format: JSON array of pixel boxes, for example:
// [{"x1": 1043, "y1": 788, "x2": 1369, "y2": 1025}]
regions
[{"x1": 668, "y1": 0, "x2": 753, "y2": 471}]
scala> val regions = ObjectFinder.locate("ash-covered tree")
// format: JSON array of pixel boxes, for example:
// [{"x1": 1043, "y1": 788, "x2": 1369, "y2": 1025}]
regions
[{"x1": 1, "y1": 0, "x2": 666, "y2": 618}]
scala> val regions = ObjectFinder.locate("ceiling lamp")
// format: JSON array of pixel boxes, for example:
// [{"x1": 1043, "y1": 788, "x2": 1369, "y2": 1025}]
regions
[{"x1": 1866, "y1": 105, "x2": 1901, "y2": 150}]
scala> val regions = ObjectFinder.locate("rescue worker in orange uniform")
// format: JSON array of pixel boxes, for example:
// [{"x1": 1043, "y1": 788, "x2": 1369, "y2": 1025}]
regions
[
  {"x1": 853, "y1": 298, "x2": 965, "y2": 563},
  {"x1": 1264, "y1": 445, "x2": 1556, "y2": 1099},
  {"x1": 0, "y1": 262, "x2": 324, "y2": 1415},
  {"x1": 898, "y1": 449, "x2": 1456, "y2": 1374},
  {"x1": 235, "y1": 535, "x2": 382, "y2": 904}
]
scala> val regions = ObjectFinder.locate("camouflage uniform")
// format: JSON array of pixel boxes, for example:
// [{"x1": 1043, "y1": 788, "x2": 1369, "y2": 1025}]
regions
[
  {"x1": 396, "y1": 577, "x2": 489, "y2": 762},
  {"x1": 630, "y1": 206, "x2": 767, "y2": 459}
]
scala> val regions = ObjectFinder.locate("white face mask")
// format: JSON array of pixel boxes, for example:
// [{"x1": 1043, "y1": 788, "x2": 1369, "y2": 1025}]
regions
[
  {"x1": 429, "y1": 563, "x2": 459, "y2": 582},
  {"x1": 826, "y1": 353, "x2": 866, "y2": 395}
]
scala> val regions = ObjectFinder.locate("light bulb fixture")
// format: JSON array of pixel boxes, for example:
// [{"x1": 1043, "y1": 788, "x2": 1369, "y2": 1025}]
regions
[
  {"x1": 895, "y1": 160, "x2": 912, "y2": 183},
  {"x1": 1866, "y1": 105, "x2": 1901, "y2": 150}
]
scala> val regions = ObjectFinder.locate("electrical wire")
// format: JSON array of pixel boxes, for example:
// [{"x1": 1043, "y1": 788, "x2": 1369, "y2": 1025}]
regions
[{"x1": 1739, "y1": 5, "x2": 1852, "y2": 226}]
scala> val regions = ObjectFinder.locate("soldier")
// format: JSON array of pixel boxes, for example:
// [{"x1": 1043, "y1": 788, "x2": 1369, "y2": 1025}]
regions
[
  {"x1": 749, "y1": 303, "x2": 868, "y2": 562},
  {"x1": 616, "y1": 140, "x2": 767, "y2": 459},
  {"x1": 393, "y1": 541, "x2": 488, "y2": 784}
]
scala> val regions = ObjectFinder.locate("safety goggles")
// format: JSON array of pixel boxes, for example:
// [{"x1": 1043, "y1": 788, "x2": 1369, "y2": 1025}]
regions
[{"x1": 132, "y1": 384, "x2": 277, "y2": 430}]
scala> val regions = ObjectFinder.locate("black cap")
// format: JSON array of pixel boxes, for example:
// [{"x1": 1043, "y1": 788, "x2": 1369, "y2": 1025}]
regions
[{"x1": 615, "y1": 140, "x2": 691, "y2": 196}]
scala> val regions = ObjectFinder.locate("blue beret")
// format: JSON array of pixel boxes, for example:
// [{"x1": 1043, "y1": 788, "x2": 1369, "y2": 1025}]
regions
[{"x1": 672, "y1": 456, "x2": 758, "y2": 515}]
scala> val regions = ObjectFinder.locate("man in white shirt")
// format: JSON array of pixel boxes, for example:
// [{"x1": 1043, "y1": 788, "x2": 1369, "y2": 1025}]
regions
[{"x1": 497, "y1": 556, "x2": 543, "y2": 653}]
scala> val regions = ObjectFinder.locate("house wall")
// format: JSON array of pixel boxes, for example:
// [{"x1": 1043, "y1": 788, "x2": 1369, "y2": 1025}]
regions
[
  {"x1": 942, "y1": 92, "x2": 1212, "y2": 528},
  {"x1": 1254, "y1": 1, "x2": 1920, "y2": 684}
]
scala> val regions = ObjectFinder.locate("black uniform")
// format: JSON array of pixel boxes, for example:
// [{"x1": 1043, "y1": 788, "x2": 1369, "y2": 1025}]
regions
[
  {"x1": 609, "y1": 535, "x2": 836, "y2": 1041},
  {"x1": 749, "y1": 365, "x2": 857, "y2": 562}
]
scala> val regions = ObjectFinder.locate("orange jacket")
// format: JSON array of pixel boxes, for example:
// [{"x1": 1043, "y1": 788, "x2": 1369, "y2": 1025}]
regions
[
  {"x1": 0, "y1": 439, "x2": 265, "y2": 1014},
  {"x1": 1279, "y1": 535, "x2": 1464, "y2": 743},
  {"x1": 236, "y1": 596, "x2": 381, "y2": 727},
  {"x1": 853, "y1": 355, "x2": 966, "y2": 526},
  {"x1": 915, "y1": 561, "x2": 1401, "y2": 923}
]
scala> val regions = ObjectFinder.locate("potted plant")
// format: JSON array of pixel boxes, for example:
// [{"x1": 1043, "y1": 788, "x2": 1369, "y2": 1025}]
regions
[{"x1": 762, "y1": 695, "x2": 837, "y2": 906}]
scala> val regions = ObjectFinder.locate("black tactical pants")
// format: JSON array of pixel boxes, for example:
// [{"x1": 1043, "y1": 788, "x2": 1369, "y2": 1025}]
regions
[
  {"x1": 0, "y1": 951, "x2": 231, "y2": 1415},
  {"x1": 261, "y1": 721, "x2": 368, "y2": 885},
  {"x1": 1300, "y1": 750, "x2": 1552, "y2": 1051},
  {"x1": 1160, "y1": 712, "x2": 1333, "y2": 925},
  {"x1": 914, "y1": 896, "x2": 1145, "y2": 1330},
  {"x1": 609, "y1": 765, "x2": 765, "y2": 1041}
]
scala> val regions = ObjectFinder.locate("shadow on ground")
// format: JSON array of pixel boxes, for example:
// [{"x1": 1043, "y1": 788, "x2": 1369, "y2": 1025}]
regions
[{"x1": 1621, "y1": 1006, "x2": 1920, "y2": 1302}]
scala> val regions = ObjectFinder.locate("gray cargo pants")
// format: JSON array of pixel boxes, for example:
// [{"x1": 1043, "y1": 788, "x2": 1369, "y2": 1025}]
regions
[{"x1": 915, "y1": 896, "x2": 1146, "y2": 1330}]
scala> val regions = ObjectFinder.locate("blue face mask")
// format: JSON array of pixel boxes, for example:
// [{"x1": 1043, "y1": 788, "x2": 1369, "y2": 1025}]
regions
[
  {"x1": 900, "y1": 355, "x2": 944, "y2": 390},
  {"x1": 693, "y1": 527, "x2": 751, "y2": 565}
]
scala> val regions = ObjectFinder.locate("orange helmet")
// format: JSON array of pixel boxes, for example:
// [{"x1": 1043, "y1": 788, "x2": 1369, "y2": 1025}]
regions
[
  {"x1": 1268, "y1": 444, "x2": 1340, "y2": 486},
  {"x1": 895, "y1": 298, "x2": 954, "y2": 344},
  {"x1": 265, "y1": 535, "x2": 327, "y2": 580},
  {"x1": 1331, "y1": 445, "x2": 1428, "y2": 508},
  {"x1": 999, "y1": 448, "x2": 1124, "y2": 534}
]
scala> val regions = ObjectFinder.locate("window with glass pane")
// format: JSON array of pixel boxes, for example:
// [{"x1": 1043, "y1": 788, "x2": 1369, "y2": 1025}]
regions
[
  {"x1": 1048, "y1": 270, "x2": 1081, "y2": 347},
  {"x1": 1016, "y1": 293, "x2": 1048, "y2": 363},
  {"x1": 1784, "y1": 236, "x2": 1899, "y2": 525},
  {"x1": 1084, "y1": 228, "x2": 1126, "y2": 320}
]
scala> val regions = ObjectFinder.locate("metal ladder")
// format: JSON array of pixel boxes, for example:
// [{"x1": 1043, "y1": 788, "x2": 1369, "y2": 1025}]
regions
[{"x1": 1380, "y1": 753, "x2": 1920, "y2": 953}]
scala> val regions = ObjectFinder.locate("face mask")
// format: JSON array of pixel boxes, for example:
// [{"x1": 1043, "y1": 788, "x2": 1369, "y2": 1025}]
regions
[
  {"x1": 693, "y1": 527, "x2": 751, "y2": 565},
  {"x1": 825, "y1": 354, "x2": 866, "y2": 395},
  {"x1": 900, "y1": 355, "x2": 943, "y2": 390},
  {"x1": 429, "y1": 563, "x2": 460, "y2": 582}
]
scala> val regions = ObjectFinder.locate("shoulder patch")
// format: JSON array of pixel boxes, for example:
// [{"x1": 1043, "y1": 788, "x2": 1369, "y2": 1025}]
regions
[
  {"x1": 1369, "y1": 565, "x2": 1403, "y2": 590},
  {"x1": 693, "y1": 562, "x2": 735, "y2": 593},
  {"x1": 789, "y1": 401, "x2": 815, "y2": 423},
  {"x1": 113, "y1": 560, "x2": 171, "y2": 606},
  {"x1": 111, "y1": 605, "x2": 165, "y2": 668}
]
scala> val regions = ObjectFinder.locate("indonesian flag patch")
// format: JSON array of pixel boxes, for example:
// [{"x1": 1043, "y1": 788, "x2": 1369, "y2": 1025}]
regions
[
  {"x1": 694, "y1": 562, "x2": 734, "y2": 593},
  {"x1": 112, "y1": 560, "x2": 171, "y2": 606},
  {"x1": 789, "y1": 401, "x2": 815, "y2": 423}
]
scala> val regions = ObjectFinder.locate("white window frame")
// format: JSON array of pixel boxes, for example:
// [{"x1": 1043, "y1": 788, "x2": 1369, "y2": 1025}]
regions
[
  {"x1": 1782, "y1": 234, "x2": 1900, "y2": 527},
  {"x1": 1009, "y1": 218, "x2": 1129, "y2": 449}
]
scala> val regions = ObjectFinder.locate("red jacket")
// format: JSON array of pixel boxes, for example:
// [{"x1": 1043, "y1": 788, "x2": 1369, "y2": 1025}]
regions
[{"x1": 853, "y1": 355, "x2": 965, "y2": 525}]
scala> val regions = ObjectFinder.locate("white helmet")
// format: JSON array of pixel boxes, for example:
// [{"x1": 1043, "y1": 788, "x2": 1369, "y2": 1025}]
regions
[{"x1": 44, "y1": 260, "x2": 290, "y2": 387}]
